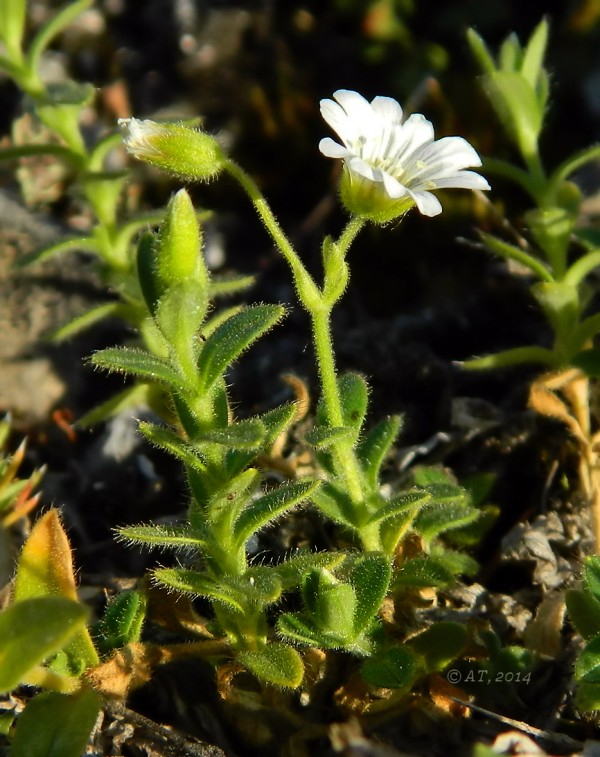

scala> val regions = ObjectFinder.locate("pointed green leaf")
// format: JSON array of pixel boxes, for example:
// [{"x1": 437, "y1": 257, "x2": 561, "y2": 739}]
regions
[
  {"x1": 311, "y1": 482, "x2": 356, "y2": 528},
  {"x1": 466, "y1": 28, "x2": 496, "y2": 75},
  {"x1": 91, "y1": 347, "x2": 185, "y2": 390},
  {"x1": 117, "y1": 524, "x2": 206, "y2": 551},
  {"x1": 304, "y1": 425, "x2": 353, "y2": 449},
  {"x1": 206, "y1": 467, "x2": 261, "y2": 531},
  {"x1": 521, "y1": 18, "x2": 549, "y2": 89},
  {"x1": 155, "y1": 280, "x2": 208, "y2": 363},
  {"x1": 482, "y1": 70, "x2": 543, "y2": 153},
  {"x1": 429, "y1": 547, "x2": 479, "y2": 578},
  {"x1": 566, "y1": 590, "x2": 600, "y2": 641},
  {"x1": 50, "y1": 302, "x2": 124, "y2": 343},
  {"x1": 76, "y1": 383, "x2": 154, "y2": 428},
  {"x1": 197, "y1": 304, "x2": 284, "y2": 392},
  {"x1": 370, "y1": 488, "x2": 431, "y2": 525},
  {"x1": 233, "y1": 479, "x2": 320, "y2": 546},
  {"x1": 152, "y1": 568, "x2": 244, "y2": 611},
  {"x1": 259, "y1": 402, "x2": 297, "y2": 444},
  {"x1": 27, "y1": 0, "x2": 93, "y2": 75},
  {"x1": 349, "y1": 552, "x2": 391, "y2": 635},
  {"x1": 16, "y1": 236, "x2": 100, "y2": 268},
  {"x1": 357, "y1": 415, "x2": 402, "y2": 489},
  {"x1": 0, "y1": 598, "x2": 88, "y2": 692},
  {"x1": 200, "y1": 418, "x2": 266, "y2": 449},
  {"x1": 408, "y1": 622, "x2": 467, "y2": 673},
  {"x1": 210, "y1": 273, "x2": 255, "y2": 298},
  {"x1": 238, "y1": 643, "x2": 304, "y2": 688},
  {"x1": 9, "y1": 689, "x2": 101, "y2": 757},
  {"x1": 394, "y1": 557, "x2": 455, "y2": 588},
  {"x1": 277, "y1": 613, "x2": 324, "y2": 647},
  {"x1": 576, "y1": 634, "x2": 600, "y2": 683},
  {"x1": 575, "y1": 681, "x2": 600, "y2": 712},
  {"x1": 361, "y1": 645, "x2": 418, "y2": 689},
  {"x1": 138, "y1": 421, "x2": 206, "y2": 472},
  {"x1": 252, "y1": 550, "x2": 346, "y2": 591},
  {"x1": 585, "y1": 557, "x2": 600, "y2": 600},
  {"x1": 498, "y1": 33, "x2": 521, "y2": 71},
  {"x1": 230, "y1": 572, "x2": 282, "y2": 605},
  {"x1": 94, "y1": 590, "x2": 147, "y2": 655}
]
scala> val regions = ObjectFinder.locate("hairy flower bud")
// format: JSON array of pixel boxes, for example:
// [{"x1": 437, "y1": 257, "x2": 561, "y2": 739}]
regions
[{"x1": 119, "y1": 118, "x2": 225, "y2": 181}]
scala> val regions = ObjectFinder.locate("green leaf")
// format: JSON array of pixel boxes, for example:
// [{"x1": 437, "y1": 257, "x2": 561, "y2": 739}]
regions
[
  {"x1": 303, "y1": 571, "x2": 357, "y2": 643},
  {"x1": 521, "y1": 18, "x2": 549, "y2": 90},
  {"x1": 27, "y1": 0, "x2": 93, "y2": 76},
  {"x1": 151, "y1": 568, "x2": 244, "y2": 611},
  {"x1": 91, "y1": 347, "x2": 186, "y2": 390},
  {"x1": 566, "y1": 590, "x2": 600, "y2": 641},
  {"x1": 304, "y1": 425, "x2": 353, "y2": 449},
  {"x1": 572, "y1": 349, "x2": 600, "y2": 379},
  {"x1": 210, "y1": 273, "x2": 255, "y2": 298},
  {"x1": 76, "y1": 383, "x2": 154, "y2": 428},
  {"x1": 466, "y1": 27, "x2": 496, "y2": 75},
  {"x1": 94, "y1": 590, "x2": 147, "y2": 655},
  {"x1": 430, "y1": 547, "x2": 479, "y2": 578},
  {"x1": 394, "y1": 557, "x2": 455, "y2": 588},
  {"x1": 230, "y1": 572, "x2": 282, "y2": 605},
  {"x1": 50, "y1": 302, "x2": 124, "y2": 343},
  {"x1": 254, "y1": 550, "x2": 346, "y2": 591},
  {"x1": 338, "y1": 372, "x2": 369, "y2": 441},
  {"x1": 408, "y1": 622, "x2": 467, "y2": 673},
  {"x1": 370, "y1": 488, "x2": 431, "y2": 525},
  {"x1": 277, "y1": 613, "x2": 325, "y2": 647},
  {"x1": 117, "y1": 524, "x2": 206, "y2": 551},
  {"x1": 576, "y1": 634, "x2": 600, "y2": 683},
  {"x1": 361, "y1": 645, "x2": 418, "y2": 689},
  {"x1": 16, "y1": 236, "x2": 100, "y2": 268},
  {"x1": 357, "y1": 415, "x2": 402, "y2": 490},
  {"x1": 258, "y1": 402, "x2": 297, "y2": 444},
  {"x1": 233, "y1": 479, "x2": 320, "y2": 546},
  {"x1": 498, "y1": 33, "x2": 521, "y2": 72},
  {"x1": 585, "y1": 557, "x2": 600, "y2": 599},
  {"x1": 482, "y1": 70, "x2": 543, "y2": 155},
  {"x1": 0, "y1": 598, "x2": 88, "y2": 692},
  {"x1": 0, "y1": 0, "x2": 27, "y2": 58},
  {"x1": 9, "y1": 689, "x2": 101, "y2": 757},
  {"x1": 414, "y1": 486, "x2": 478, "y2": 543},
  {"x1": 197, "y1": 304, "x2": 285, "y2": 392},
  {"x1": 238, "y1": 643, "x2": 304, "y2": 688},
  {"x1": 479, "y1": 232, "x2": 553, "y2": 282},
  {"x1": 349, "y1": 552, "x2": 392, "y2": 635},
  {"x1": 199, "y1": 418, "x2": 266, "y2": 449},
  {"x1": 311, "y1": 483, "x2": 356, "y2": 528},
  {"x1": 138, "y1": 421, "x2": 206, "y2": 472},
  {"x1": 155, "y1": 280, "x2": 208, "y2": 365}
]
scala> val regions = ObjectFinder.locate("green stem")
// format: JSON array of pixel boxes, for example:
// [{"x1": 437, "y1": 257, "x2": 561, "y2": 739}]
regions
[{"x1": 336, "y1": 216, "x2": 366, "y2": 258}]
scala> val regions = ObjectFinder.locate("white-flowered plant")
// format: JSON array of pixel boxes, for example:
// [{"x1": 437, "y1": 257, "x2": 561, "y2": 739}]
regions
[
  {"x1": 102, "y1": 94, "x2": 488, "y2": 692},
  {"x1": 319, "y1": 89, "x2": 490, "y2": 222}
]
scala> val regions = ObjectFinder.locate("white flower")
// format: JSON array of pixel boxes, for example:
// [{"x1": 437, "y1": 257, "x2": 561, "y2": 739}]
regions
[{"x1": 319, "y1": 89, "x2": 490, "y2": 219}]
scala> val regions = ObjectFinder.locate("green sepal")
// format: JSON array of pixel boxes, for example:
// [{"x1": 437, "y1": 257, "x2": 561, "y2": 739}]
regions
[
  {"x1": 304, "y1": 572, "x2": 357, "y2": 642},
  {"x1": 136, "y1": 232, "x2": 161, "y2": 315},
  {"x1": 90, "y1": 347, "x2": 186, "y2": 390},
  {"x1": 116, "y1": 524, "x2": 206, "y2": 551},
  {"x1": 407, "y1": 622, "x2": 467, "y2": 673},
  {"x1": 357, "y1": 415, "x2": 402, "y2": 490},
  {"x1": 576, "y1": 634, "x2": 600, "y2": 683},
  {"x1": 197, "y1": 304, "x2": 285, "y2": 392},
  {"x1": 238, "y1": 643, "x2": 304, "y2": 689},
  {"x1": 94, "y1": 590, "x2": 147, "y2": 656},
  {"x1": 0, "y1": 598, "x2": 88, "y2": 692},
  {"x1": 304, "y1": 425, "x2": 353, "y2": 449},
  {"x1": 9, "y1": 689, "x2": 101, "y2": 757},
  {"x1": 394, "y1": 557, "x2": 455, "y2": 588},
  {"x1": 155, "y1": 280, "x2": 209, "y2": 370},
  {"x1": 360, "y1": 645, "x2": 418, "y2": 690},
  {"x1": 232, "y1": 479, "x2": 320, "y2": 547},
  {"x1": 521, "y1": 17, "x2": 549, "y2": 92},
  {"x1": 566, "y1": 589, "x2": 600, "y2": 641},
  {"x1": 138, "y1": 421, "x2": 206, "y2": 472}
]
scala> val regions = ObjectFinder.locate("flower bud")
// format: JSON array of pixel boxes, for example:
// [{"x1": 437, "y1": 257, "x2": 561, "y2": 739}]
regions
[{"x1": 119, "y1": 118, "x2": 225, "y2": 181}]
